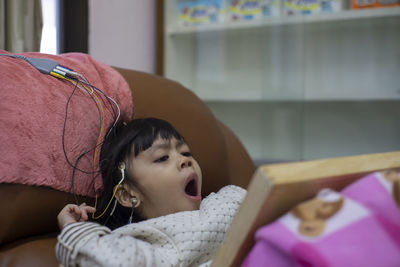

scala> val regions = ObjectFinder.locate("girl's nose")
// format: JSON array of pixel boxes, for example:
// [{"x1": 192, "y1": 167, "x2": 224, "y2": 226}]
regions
[{"x1": 180, "y1": 157, "x2": 192, "y2": 169}]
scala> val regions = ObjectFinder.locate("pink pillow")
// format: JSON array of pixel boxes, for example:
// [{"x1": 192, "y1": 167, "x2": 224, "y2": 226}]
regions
[{"x1": 0, "y1": 51, "x2": 133, "y2": 197}]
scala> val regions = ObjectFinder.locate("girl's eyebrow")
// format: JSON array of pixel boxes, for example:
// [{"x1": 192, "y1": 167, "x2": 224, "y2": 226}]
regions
[
  {"x1": 176, "y1": 140, "x2": 186, "y2": 148},
  {"x1": 150, "y1": 140, "x2": 186, "y2": 152},
  {"x1": 150, "y1": 143, "x2": 170, "y2": 152}
]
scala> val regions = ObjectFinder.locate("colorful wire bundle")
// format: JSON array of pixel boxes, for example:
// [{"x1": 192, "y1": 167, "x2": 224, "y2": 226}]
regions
[
  {"x1": 0, "y1": 54, "x2": 122, "y2": 212},
  {"x1": 50, "y1": 66, "x2": 121, "y2": 205}
]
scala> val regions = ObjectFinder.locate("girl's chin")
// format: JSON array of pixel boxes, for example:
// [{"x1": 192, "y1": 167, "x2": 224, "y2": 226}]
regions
[{"x1": 183, "y1": 197, "x2": 201, "y2": 211}]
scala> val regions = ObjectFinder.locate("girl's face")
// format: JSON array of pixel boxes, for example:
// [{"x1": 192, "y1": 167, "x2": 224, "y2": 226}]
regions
[{"x1": 127, "y1": 136, "x2": 202, "y2": 219}]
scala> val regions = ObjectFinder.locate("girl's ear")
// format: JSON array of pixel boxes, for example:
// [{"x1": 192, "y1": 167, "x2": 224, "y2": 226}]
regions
[{"x1": 115, "y1": 184, "x2": 140, "y2": 208}]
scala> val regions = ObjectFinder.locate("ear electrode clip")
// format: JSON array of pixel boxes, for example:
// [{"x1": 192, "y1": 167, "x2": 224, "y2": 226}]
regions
[
  {"x1": 101, "y1": 161, "x2": 127, "y2": 221},
  {"x1": 118, "y1": 162, "x2": 126, "y2": 184},
  {"x1": 129, "y1": 197, "x2": 139, "y2": 224}
]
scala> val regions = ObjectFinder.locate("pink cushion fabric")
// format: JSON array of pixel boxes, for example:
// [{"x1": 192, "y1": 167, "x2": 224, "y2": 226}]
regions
[
  {"x1": 242, "y1": 171, "x2": 400, "y2": 266},
  {"x1": 0, "y1": 51, "x2": 133, "y2": 197}
]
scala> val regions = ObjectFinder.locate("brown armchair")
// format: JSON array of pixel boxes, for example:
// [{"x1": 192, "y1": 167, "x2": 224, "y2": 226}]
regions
[{"x1": 0, "y1": 67, "x2": 256, "y2": 266}]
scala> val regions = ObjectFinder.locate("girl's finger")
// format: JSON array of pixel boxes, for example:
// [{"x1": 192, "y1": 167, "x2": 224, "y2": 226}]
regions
[
  {"x1": 79, "y1": 206, "x2": 96, "y2": 221},
  {"x1": 65, "y1": 204, "x2": 76, "y2": 212},
  {"x1": 84, "y1": 206, "x2": 96, "y2": 213},
  {"x1": 69, "y1": 205, "x2": 82, "y2": 220},
  {"x1": 79, "y1": 211, "x2": 88, "y2": 221}
]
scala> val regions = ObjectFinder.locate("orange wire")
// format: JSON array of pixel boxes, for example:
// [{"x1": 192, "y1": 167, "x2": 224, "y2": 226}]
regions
[{"x1": 53, "y1": 72, "x2": 109, "y2": 219}]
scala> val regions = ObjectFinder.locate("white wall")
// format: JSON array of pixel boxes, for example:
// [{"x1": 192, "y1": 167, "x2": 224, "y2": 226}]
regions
[
  {"x1": 40, "y1": 0, "x2": 58, "y2": 54},
  {"x1": 88, "y1": 0, "x2": 155, "y2": 73}
]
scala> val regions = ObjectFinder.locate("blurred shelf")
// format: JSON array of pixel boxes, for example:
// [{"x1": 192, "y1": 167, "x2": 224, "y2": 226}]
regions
[
  {"x1": 164, "y1": 1, "x2": 400, "y2": 161},
  {"x1": 166, "y1": 7, "x2": 400, "y2": 35},
  {"x1": 197, "y1": 90, "x2": 400, "y2": 102},
  {"x1": 201, "y1": 96, "x2": 400, "y2": 102}
]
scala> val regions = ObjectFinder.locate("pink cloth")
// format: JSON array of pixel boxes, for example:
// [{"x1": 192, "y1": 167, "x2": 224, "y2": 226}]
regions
[
  {"x1": 243, "y1": 171, "x2": 400, "y2": 266},
  {"x1": 0, "y1": 51, "x2": 133, "y2": 197}
]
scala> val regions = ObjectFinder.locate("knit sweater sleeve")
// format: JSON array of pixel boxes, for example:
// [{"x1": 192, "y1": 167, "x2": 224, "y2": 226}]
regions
[
  {"x1": 55, "y1": 185, "x2": 247, "y2": 267},
  {"x1": 56, "y1": 222, "x2": 109, "y2": 266},
  {"x1": 55, "y1": 222, "x2": 170, "y2": 267}
]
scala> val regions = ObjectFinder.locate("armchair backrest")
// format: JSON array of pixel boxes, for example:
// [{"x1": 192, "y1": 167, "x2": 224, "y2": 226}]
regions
[
  {"x1": 0, "y1": 66, "x2": 255, "y2": 267},
  {"x1": 114, "y1": 67, "x2": 256, "y2": 195}
]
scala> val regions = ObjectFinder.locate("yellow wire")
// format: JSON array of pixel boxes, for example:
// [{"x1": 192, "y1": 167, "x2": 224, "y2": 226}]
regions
[
  {"x1": 52, "y1": 71, "x2": 111, "y2": 220},
  {"x1": 70, "y1": 78, "x2": 106, "y2": 166},
  {"x1": 50, "y1": 71, "x2": 66, "y2": 80},
  {"x1": 92, "y1": 90, "x2": 105, "y2": 166},
  {"x1": 77, "y1": 81, "x2": 105, "y2": 163},
  {"x1": 92, "y1": 184, "x2": 120, "y2": 220},
  {"x1": 63, "y1": 77, "x2": 106, "y2": 167},
  {"x1": 75, "y1": 82, "x2": 107, "y2": 219},
  {"x1": 67, "y1": 79, "x2": 107, "y2": 220}
]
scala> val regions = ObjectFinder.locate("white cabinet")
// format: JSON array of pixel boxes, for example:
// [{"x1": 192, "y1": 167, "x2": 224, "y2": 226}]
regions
[{"x1": 164, "y1": 2, "x2": 400, "y2": 161}]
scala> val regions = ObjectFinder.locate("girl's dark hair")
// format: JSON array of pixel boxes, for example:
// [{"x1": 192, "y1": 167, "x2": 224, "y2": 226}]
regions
[{"x1": 95, "y1": 118, "x2": 185, "y2": 229}]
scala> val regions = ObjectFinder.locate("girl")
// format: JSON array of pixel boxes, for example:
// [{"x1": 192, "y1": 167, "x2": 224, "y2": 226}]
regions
[{"x1": 56, "y1": 118, "x2": 246, "y2": 267}]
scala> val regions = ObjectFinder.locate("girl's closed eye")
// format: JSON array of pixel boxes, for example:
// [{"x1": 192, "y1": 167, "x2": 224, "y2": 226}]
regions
[
  {"x1": 154, "y1": 155, "x2": 169, "y2": 163},
  {"x1": 181, "y1": 152, "x2": 192, "y2": 157}
]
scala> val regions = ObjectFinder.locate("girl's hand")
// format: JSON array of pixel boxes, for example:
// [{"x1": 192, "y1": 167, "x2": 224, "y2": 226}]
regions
[{"x1": 57, "y1": 203, "x2": 96, "y2": 230}]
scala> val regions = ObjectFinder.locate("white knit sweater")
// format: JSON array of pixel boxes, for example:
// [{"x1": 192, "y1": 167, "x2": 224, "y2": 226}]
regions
[{"x1": 56, "y1": 185, "x2": 246, "y2": 267}]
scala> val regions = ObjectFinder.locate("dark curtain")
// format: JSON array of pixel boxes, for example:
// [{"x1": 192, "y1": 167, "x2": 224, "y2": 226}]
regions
[{"x1": 58, "y1": 0, "x2": 88, "y2": 53}]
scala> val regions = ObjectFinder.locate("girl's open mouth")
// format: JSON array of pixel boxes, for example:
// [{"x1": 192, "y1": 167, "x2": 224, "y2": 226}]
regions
[{"x1": 184, "y1": 173, "x2": 201, "y2": 200}]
